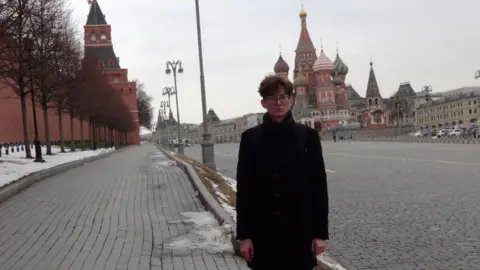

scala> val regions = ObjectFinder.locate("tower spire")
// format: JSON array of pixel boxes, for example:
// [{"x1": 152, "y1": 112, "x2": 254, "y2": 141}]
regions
[
  {"x1": 296, "y1": 6, "x2": 315, "y2": 52},
  {"x1": 365, "y1": 60, "x2": 382, "y2": 98},
  {"x1": 86, "y1": 0, "x2": 107, "y2": 25}
]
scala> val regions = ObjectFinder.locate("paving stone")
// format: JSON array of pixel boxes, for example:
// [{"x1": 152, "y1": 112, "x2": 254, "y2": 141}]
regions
[{"x1": 0, "y1": 144, "x2": 248, "y2": 270}]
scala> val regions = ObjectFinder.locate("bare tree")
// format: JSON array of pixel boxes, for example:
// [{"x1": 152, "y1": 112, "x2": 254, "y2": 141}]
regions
[
  {"x1": 0, "y1": 0, "x2": 35, "y2": 158},
  {"x1": 28, "y1": 0, "x2": 69, "y2": 154},
  {"x1": 134, "y1": 79, "x2": 153, "y2": 130}
]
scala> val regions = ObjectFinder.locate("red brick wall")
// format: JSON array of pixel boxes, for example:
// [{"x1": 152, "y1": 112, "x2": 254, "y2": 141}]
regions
[{"x1": 0, "y1": 84, "x2": 89, "y2": 143}]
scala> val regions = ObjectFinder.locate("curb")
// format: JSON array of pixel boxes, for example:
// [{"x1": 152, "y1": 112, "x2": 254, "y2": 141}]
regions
[
  {"x1": 154, "y1": 145, "x2": 241, "y2": 256},
  {"x1": 0, "y1": 146, "x2": 132, "y2": 205}
]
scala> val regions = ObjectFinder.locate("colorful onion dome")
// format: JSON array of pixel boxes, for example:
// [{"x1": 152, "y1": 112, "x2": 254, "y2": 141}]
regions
[
  {"x1": 299, "y1": 6, "x2": 307, "y2": 17},
  {"x1": 274, "y1": 55, "x2": 289, "y2": 73},
  {"x1": 313, "y1": 48, "x2": 333, "y2": 72},
  {"x1": 332, "y1": 76, "x2": 344, "y2": 86},
  {"x1": 333, "y1": 53, "x2": 349, "y2": 75},
  {"x1": 294, "y1": 72, "x2": 308, "y2": 87}
]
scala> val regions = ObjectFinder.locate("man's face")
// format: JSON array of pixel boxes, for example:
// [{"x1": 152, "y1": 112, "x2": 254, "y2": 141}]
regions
[{"x1": 260, "y1": 87, "x2": 294, "y2": 117}]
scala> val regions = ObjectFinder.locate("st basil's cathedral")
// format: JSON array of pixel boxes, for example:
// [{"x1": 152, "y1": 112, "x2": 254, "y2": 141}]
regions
[{"x1": 273, "y1": 7, "x2": 387, "y2": 131}]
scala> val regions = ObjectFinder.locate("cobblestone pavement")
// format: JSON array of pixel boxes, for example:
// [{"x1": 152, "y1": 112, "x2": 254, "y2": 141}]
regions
[
  {"x1": 185, "y1": 142, "x2": 480, "y2": 270},
  {"x1": 0, "y1": 144, "x2": 248, "y2": 270}
]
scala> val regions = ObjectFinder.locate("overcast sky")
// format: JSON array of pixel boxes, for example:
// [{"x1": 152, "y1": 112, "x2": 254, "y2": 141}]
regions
[{"x1": 71, "y1": 0, "x2": 480, "y2": 125}]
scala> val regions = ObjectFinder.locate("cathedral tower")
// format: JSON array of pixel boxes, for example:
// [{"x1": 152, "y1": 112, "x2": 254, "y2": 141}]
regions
[
  {"x1": 313, "y1": 48, "x2": 336, "y2": 111},
  {"x1": 294, "y1": 7, "x2": 317, "y2": 92},
  {"x1": 84, "y1": 0, "x2": 139, "y2": 144},
  {"x1": 364, "y1": 61, "x2": 386, "y2": 128}
]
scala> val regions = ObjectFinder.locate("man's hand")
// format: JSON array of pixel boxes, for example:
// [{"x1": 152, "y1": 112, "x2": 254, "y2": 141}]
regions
[
  {"x1": 240, "y1": 239, "x2": 254, "y2": 262},
  {"x1": 312, "y1": 239, "x2": 326, "y2": 256}
]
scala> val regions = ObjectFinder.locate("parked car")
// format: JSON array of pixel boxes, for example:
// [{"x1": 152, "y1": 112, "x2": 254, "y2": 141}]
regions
[{"x1": 448, "y1": 129, "x2": 464, "y2": 137}]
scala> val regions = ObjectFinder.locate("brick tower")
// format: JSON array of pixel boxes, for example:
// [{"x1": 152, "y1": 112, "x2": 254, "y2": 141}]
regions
[
  {"x1": 363, "y1": 61, "x2": 386, "y2": 128},
  {"x1": 294, "y1": 7, "x2": 317, "y2": 88},
  {"x1": 83, "y1": 0, "x2": 139, "y2": 144}
]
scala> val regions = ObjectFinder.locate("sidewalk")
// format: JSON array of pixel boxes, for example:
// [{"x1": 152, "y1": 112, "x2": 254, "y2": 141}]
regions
[{"x1": 0, "y1": 144, "x2": 248, "y2": 270}]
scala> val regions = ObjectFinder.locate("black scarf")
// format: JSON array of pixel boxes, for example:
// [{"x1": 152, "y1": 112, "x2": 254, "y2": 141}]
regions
[{"x1": 262, "y1": 111, "x2": 296, "y2": 133}]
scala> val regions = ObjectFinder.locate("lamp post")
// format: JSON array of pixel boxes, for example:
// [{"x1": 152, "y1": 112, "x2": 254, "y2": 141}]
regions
[
  {"x1": 160, "y1": 100, "x2": 171, "y2": 145},
  {"x1": 165, "y1": 61, "x2": 184, "y2": 154},
  {"x1": 423, "y1": 85, "x2": 432, "y2": 137},
  {"x1": 24, "y1": 38, "x2": 44, "y2": 163},
  {"x1": 393, "y1": 95, "x2": 401, "y2": 137},
  {"x1": 475, "y1": 70, "x2": 480, "y2": 79},
  {"x1": 193, "y1": 0, "x2": 216, "y2": 169}
]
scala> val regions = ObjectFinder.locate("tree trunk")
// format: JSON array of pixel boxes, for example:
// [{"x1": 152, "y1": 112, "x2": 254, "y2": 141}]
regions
[
  {"x1": 58, "y1": 106, "x2": 65, "y2": 153},
  {"x1": 42, "y1": 104, "x2": 52, "y2": 155},
  {"x1": 104, "y1": 126, "x2": 107, "y2": 147},
  {"x1": 70, "y1": 111, "x2": 75, "y2": 152},
  {"x1": 80, "y1": 117, "x2": 84, "y2": 150},
  {"x1": 92, "y1": 121, "x2": 97, "y2": 150},
  {"x1": 109, "y1": 128, "x2": 114, "y2": 148},
  {"x1": 20, "y1": 93, "x2": 33, "y2": 158}
]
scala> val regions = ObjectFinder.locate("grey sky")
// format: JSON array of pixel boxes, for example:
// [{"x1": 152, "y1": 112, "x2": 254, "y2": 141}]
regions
[{"x1": 71, "y1": 0, "x2": 480, "y2": 125}]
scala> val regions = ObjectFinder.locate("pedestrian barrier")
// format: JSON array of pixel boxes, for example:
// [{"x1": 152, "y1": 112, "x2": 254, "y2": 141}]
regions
[{"x1": 355, "y1": 137, "x2": 480, "y2": 145}]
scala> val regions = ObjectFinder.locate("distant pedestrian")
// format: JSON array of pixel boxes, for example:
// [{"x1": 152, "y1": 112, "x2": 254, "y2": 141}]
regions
[{"x1": 236, "y1": 75, "x2": 329, "y2": 270}]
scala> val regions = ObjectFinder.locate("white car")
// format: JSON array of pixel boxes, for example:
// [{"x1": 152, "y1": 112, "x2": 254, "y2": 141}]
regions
[
  {"x1": 413, "y1": 131, "x2": 423, "y2": 137},
  {"x1": 437, "y1": 129, "x2": 449, "y2": 137},
  {"x1": 449, "y1": 129, "x2": 463, "y2": 137}
]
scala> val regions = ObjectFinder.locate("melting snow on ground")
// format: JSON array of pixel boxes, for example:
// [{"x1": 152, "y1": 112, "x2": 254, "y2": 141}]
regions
[
  {"x1": 165, "y1": 211, "x2": 234, "y2": 254},
  {"x1": 0, "y1": 146, "x2": 115, "y2": 188},
  {"x1": 317, "y1": 252, "x2": 347, "y2": 270}
]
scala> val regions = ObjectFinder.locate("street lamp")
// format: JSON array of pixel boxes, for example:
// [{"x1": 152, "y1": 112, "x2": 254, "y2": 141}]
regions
[
  {"x1": 423, "y1": 85, "x2": 432, "y2": 137},
  {"x1": 162, "y1": 86, "x2": 175, "y2": 118},
  {"x1": 165, "y1": 61, "x2": 184, "y2": 154},
  {"x1": 24, "y1": 38, "x2": 44, "y2": 163},
  {"x1": 160, "y1": 100, "x2": 171, "y2": 145},
  {"x1": 475, "y1": 70, "x2": 480, "y2": 79},
  {"x1": 193, "y1": 0, "x2": 216, "y2": 169}
]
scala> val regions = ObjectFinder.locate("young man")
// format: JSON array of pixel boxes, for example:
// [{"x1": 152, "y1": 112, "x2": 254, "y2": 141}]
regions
[{"x1": 236, "y1": 75, "x2": 329, "y2": 270}]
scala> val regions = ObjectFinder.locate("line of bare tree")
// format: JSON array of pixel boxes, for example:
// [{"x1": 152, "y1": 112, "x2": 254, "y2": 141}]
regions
[
  {"x1": 0, "y1": 0, "x2": 135, "y2": 159},
  {"x1": 134, "y1": 79, "x2": 153, "y2": 131}
]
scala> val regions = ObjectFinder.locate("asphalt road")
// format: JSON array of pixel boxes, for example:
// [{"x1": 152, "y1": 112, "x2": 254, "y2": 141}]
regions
[{"x1": 185, "y1": 141, "x2": 480, "y2": 270}]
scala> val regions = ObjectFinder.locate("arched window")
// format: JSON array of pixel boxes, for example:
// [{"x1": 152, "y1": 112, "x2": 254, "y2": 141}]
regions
[
  {"x1": 129, "y1": 88, "x2": 132, "y2": 93},
  {"x1": 368, "y1": 99, "x2": 373, "y2": 106},
  {"x1": 375, "y1": 98, "x2": 379, "y2": 105},
  {"x1": 100, "y1": 31, "x2": 107, "y2": 40},
  {"x1": 90, "y1": 32, "x2": 96, "y2": 41}
]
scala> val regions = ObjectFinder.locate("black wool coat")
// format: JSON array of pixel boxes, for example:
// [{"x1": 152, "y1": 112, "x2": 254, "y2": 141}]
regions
[{"x1": 236, "y1": 112, "x2": 329, "y2": 270}]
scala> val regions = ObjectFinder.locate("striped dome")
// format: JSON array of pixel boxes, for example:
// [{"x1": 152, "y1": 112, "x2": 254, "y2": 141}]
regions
[
  {"x1": 313, "y1": 49, "x2": 333, "y2": 72},
  {"x1": 333, "y1": 53, "x2": 349, "y2": 75}
]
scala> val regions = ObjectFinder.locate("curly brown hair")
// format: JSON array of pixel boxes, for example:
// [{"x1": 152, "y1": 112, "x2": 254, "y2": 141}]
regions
[{"x1": 257, "y1": 75, "x2": 294, "y2": 99}]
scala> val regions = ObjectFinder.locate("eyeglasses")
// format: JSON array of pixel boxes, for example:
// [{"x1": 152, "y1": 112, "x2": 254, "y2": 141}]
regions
[{"x1": 264, "y1": 94, "x2": 290, "y2": 104}]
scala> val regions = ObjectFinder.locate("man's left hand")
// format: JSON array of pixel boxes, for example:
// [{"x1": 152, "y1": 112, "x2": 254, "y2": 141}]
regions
[{"x1": 312, "y1": 239, "x2": 326, "y2": 256}]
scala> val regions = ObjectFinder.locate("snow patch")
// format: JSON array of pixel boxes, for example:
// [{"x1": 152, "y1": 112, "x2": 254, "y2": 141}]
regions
[
  {"x1": 209, "y1": 180, "x2": 237, "y2": 222},
  {"x1": 317, "y1": 252, "x2": 347, "y2": 270},
  {"x1": 165, "y1": 211, "x2": 234, "y2": 254},
  {"x1": 0, "y1": 146, "x2": 115, "y2": 188}
]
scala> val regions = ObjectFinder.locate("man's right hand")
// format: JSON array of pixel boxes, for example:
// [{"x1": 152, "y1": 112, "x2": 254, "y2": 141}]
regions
[{"x1": 240, "y1": 239, "x2": 254, "y2": 262}]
